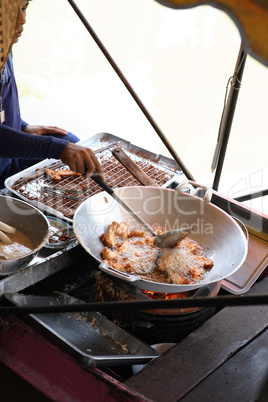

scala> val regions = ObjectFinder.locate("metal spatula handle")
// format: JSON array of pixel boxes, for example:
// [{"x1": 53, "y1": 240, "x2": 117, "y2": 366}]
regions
[
  {"x1": 91, "y1": 173, "x2": 156, "y2": 236},
  {"x1": 91, "y1": 174, "x2": 192, "y2": 248}
]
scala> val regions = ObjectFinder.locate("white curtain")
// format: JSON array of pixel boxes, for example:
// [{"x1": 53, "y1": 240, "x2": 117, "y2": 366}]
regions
[{"x1": 14, "y1": 0, "x2": 268, "y2": 214}]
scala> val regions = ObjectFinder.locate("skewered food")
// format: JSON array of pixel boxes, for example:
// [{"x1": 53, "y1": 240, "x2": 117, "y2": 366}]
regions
[{"x1": 100, "y1": 221, "x2": 214, "y2": 285}]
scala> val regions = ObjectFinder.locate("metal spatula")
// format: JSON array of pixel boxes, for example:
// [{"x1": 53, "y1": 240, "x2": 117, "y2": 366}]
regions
[{"x1": 91, "y1": 173, "x2": 191, "y2": 248}]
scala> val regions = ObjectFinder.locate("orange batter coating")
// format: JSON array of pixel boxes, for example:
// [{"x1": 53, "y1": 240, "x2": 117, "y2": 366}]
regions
[
  {"x1": 45, "y1": 168, "x2": 81, "y2": 183},
  {"x1": 100, "y1": 221, "x2": 214, "y2": 285},
  {"x1": 157, "y1": 237, "x2": 213, "y2": 284}
]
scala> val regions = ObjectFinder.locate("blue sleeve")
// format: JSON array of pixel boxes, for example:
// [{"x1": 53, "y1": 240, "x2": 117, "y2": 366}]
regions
[
  {"x1": 0, "y1": 124, "x2": 69, "y2": 159},
  {"x1": 20, "y1": 118, "x2": 28, "y2": 131}
]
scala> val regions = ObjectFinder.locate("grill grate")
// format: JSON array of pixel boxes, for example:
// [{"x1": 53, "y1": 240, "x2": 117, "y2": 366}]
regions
[{"x1": 10, "y1": 139, "x2": 180, "y2": 220}]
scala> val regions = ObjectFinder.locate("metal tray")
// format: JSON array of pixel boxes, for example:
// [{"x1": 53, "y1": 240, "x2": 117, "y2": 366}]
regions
[
  {"x1": 0, "y1": 243, "x2": 81, "y2": 296},
  {"x1": 5, "y1": 293, "x2": 159, "y2": 367},
  {"x1": 4, "y1": 132, "x2": 182, "y2": 222},
  {"x1": 221, "y1": 230, "x2": 268, "y2": 294},
  {"x1": 192, "y1": 184, "x2": 268, "y2": 294}
]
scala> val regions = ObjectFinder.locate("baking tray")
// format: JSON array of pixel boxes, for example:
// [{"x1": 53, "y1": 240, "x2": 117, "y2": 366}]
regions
[
  {"x1": 5, "y1": 293, "x2": 159, "y2": 367},
  {"x1": 4, "y1": 132, "x2": 182, "y2": 222}
]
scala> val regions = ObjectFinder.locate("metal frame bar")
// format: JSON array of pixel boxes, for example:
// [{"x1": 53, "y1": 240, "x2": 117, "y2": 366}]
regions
[
  {"x1": 234, "y1": 189, "x2": 268, "y2": 203},
  {"x1": 67, "y1": 0, "x2": 195, "y2": 181},
  {"x1": 212, "y1": 45, "x2": 247, "y2": 190}
]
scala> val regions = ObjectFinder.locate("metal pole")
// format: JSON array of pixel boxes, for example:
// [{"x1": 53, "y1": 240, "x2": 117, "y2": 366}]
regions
[
  {"x1": 1, "y1": 294, "x2": 268, "y2": 315},
  {"x1": 67, "y1": 0, "x2": 195, "y2": 181},
  {"x1": 212, "y1": 44, "x2": 247, "y2": 191}
]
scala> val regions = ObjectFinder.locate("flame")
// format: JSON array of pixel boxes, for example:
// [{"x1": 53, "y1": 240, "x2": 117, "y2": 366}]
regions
[{"x1": 141, "y1": 289, "x2": 187, "y2": 300}]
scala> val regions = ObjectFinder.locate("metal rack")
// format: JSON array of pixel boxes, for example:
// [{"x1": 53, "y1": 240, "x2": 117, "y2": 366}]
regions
[{"x1": 5, "y1": 133, "x2": 182, "y2": 221}]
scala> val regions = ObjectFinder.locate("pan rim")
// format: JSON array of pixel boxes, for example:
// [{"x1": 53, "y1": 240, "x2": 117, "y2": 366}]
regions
[{"x1": 73, "y1": 186, "x2": 248, "y2": 293}]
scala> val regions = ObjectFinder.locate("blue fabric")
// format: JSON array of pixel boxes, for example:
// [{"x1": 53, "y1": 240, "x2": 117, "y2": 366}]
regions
[
  {"x1": 0, "y1": 124, "x2": 70, "y2": 187},
  {"x1": 44, "y1": 131, "x2": 80, "y2": 143},
  {"x1": 0, "y1": 53, "x2": 79, "y2": 188},
  {"x1": 18, "y1": 131, "x2": 79, "y2": 171},
  {"x1": 2, "y1": 53, "x2": 23, "y2": 131}
]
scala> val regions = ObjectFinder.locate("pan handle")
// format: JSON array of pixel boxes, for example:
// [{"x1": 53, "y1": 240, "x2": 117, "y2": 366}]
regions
[
  {"x1": 176, "y1": 181, "x2": 249, "y2": 242},
  {"x1": 99, "y1": 262, "x2": 141, "y2": 282},
  {"x1": 175, "y1": 180, "x2": 213, "y2": 202}
]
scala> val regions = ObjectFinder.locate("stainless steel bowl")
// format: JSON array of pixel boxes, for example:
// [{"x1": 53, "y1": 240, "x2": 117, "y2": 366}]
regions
[{"x1": 0, "y1": 196, "x2": 49, "y2": 276}]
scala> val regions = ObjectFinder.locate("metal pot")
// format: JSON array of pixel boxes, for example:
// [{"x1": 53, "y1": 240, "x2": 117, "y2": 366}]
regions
[
  {"x1": 73, "y1": 186, "x2": 248, "y2": 292},
  {"x1": 0, "y1": 196, "x2": 49, "y2": 276}
]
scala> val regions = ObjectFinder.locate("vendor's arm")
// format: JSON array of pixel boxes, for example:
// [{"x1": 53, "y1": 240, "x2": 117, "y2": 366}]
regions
[
  {"x1": 21, "y1": 118, "x2": 68, "y2": 137},
  {"x1": 0, "y1": 124, "x2": 103, "y2": 177},
  {"x1": 23, "y1": 124, "x2": 68, "y2": 137},
  {"x1": 60, "y1": 142, "x2": 104, "y2": 178}
]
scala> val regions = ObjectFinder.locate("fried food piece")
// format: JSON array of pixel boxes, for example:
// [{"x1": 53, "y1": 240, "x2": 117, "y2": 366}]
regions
[
  {"x1": 129, "y1": 229, "x2": 146, "y2": 238},
  {"x1": 100, "y1": 222, "x2": 214, "y2": 285},
  {"x1": 45, "y1": 168, "x2": 81, "y2": 183},
  {"x1": 167, "y1": 271, "x2": 190, "y2": 284},
  {"x1": 101, "y1": 247, "x2": 118, "y2": 260},
  {"x1": 100, "y1": 222, "x2": 158, "y2": 274},
  {"x1": 158, "y1": 237, "x2": 214, "y2": 284},
  {"x1": 104, "y1": 241, "x2": 158, "y2": 274},
  {"x1": 100, "y1": 221, "x2": 128, "y2": 247},
  {"x1": 117, "y1": 239, "x2": 130, "y2": 253}
]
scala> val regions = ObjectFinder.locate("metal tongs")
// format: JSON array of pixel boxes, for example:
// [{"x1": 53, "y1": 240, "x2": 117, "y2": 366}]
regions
[{"x1": 41, "y1": 186, "x2": 84, "y2": 201}]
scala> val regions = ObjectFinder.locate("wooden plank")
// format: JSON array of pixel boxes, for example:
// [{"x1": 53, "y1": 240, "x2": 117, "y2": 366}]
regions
[
  {"x1": 125, "y1": 277, "x2": 268, "y2": 401},
  {"x1": 112, "y1": 147, "x2": 157, "y2": 186},
  {"x1": 180, "y1": 329, "x2": 268, "y2": 401}
]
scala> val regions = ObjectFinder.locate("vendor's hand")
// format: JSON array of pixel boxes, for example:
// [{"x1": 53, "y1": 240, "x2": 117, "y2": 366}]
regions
[
  {"x1": 60, "y1": 142, "x2": 105, "y2": 179},
  {"x1": 23, "y1": 124, "x2": 68, "y2": 136}
]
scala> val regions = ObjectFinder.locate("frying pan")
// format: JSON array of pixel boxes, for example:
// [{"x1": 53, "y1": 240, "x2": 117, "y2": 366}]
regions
[{"x1": 73, "y1": 187, "x2": 248, "y2": 293}]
